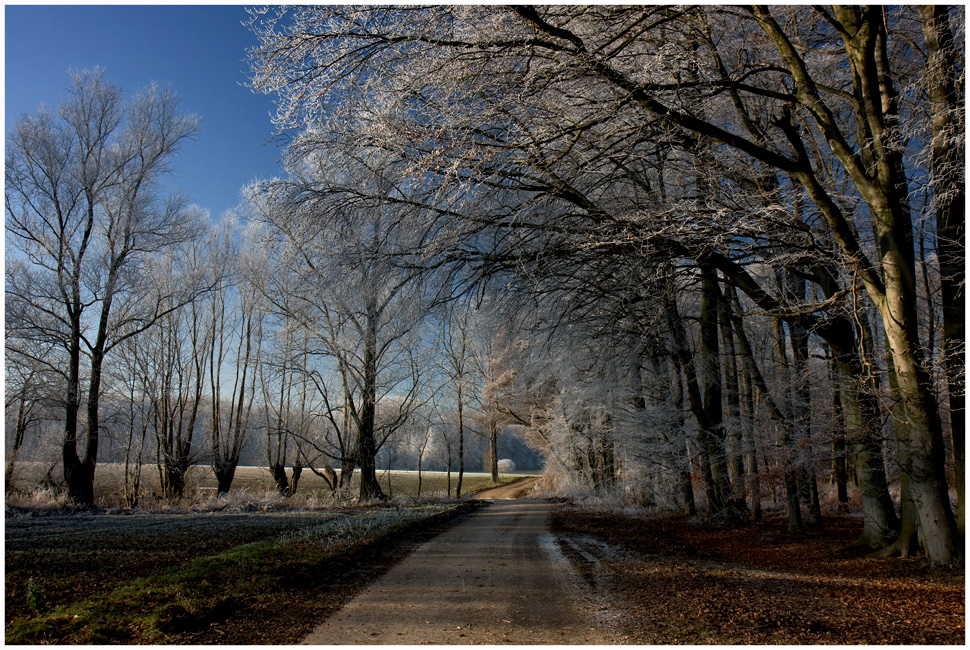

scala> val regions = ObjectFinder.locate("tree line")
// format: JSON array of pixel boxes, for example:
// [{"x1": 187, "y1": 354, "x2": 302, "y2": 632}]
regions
[
  {"x1": 5, "y1": 70, "x2": 525, "y2": 507},
  {"x1": 6, "y1": 6, "x2": 964, "y2": 565}
]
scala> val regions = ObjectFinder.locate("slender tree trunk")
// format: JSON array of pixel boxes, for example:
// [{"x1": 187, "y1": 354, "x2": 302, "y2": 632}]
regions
[
  {"x1": 488, "y1": 420, "x2": 500, "y2": 483},
  {"x1": 829, "y1": 358, "x2": 850, "y2": 511},
  {"x1": 772, "y1": 312, "x2": 804, "y2": 533},
  {"x1": 7, "y1": 397, "x2": 31, "y2": 493},
  {"x1": 698, "y1": 268, "x2": 733, "y2": 515},
  {"x1": 725, "y1": 286, "x2": 761, "y2": 522},
  {"x1": 785, "y1": 271, "x2": 823, "y2": 528},
  {"x1": 455, "y1": 393, "x2": 465, "y2": 499},
  {"x1": 665, "y1": 278, "x2": 732, "y2": 520},
  {"x1": 289, "y1": 463, "x2": 303, "y2": 496},
  {"x1": 670, "y1": 356, "x2": 697, "y2": 516}
]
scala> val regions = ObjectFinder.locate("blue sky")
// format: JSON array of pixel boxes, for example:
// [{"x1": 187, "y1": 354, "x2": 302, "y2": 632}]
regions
[{"x1": 5, "y1": 4, "x2": 286, "y2": 221}]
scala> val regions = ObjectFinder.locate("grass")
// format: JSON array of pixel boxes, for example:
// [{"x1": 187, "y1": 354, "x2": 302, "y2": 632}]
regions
[{"x1": 5, "y1": 503, "x2": 465, "y2": 644}]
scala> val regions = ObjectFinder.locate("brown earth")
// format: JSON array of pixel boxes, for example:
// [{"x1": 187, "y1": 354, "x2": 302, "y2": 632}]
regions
[{"x1": 550, "y1": 508, "x2": 965, "y2": 644}]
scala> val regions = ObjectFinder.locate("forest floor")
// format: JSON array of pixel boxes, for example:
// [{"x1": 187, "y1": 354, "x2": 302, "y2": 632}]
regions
[
  {"x1": 551, "y1": 507, "x2": 965, "y2": 644},
  {"x1": 6, "y1": 489, "x2": 965, "y2": 644}
]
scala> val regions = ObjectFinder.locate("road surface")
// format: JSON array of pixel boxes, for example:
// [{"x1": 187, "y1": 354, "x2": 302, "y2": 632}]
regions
[{"x1": 301, "y1": 480, "x2": 617, "y2": 644}]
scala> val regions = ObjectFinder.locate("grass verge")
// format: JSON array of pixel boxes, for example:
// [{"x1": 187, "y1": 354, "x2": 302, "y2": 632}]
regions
[{"x1": 5, "y1": 503, "x2": 472, "y2": 644}]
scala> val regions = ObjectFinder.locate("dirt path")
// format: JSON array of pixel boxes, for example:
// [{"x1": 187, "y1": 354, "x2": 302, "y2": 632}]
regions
[
  {"x1": 474, "y1": 476, "x2": 542, "y2": 500},
  {"x1": 301, "y1": 493, "x2": 618, "y2": 645}
]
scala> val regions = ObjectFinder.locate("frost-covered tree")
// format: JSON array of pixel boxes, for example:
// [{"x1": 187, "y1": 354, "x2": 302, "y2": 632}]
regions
[{"x1": 248, "y1": 6, "x2": 963, "y2": 561}]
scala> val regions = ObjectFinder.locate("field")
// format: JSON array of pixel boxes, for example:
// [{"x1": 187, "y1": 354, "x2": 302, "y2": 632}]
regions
[
  {"x1": 5, "y1": 464, "x2": 528, "y2": 643},
  {"x1": 6, "y1": 462, "x2": 518, "y2": 508},
  {"x1": 5, "y1": 476, "x2": 512, "y2": 643}
]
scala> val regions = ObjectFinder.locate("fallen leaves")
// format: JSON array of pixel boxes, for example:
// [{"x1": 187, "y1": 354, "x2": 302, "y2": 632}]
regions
[{"x1": 550, "y1": 508, "x2": 965, "y2": 645}]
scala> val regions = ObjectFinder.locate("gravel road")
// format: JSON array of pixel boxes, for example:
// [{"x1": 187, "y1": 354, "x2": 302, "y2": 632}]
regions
[{"x1": 301, "y1": 482, "x2": 618, "y2": 644}]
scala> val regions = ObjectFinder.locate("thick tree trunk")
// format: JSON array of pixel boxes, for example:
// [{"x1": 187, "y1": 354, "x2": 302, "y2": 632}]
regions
[
  {"x1": 271, "y1": 463, "x2": 290, "y2": 497},
  {"x1": 920, "y1": 5, "x2": 965, "y2": 537},
  {"x1": 357, "y1": 319, "x2": 386, "y2": 501},
  {"x1": 163, "y1": 458, "x2": 190, "y2": 500},
  {"x1": 63, "y1": 313, "x2": 87, "y2": 504},
  {"x1": 829, "y1": 335, "x2": 899, "y2": 548},
  {"x1": 215, "y1": 462, "x2": 237, "y2": 496}
]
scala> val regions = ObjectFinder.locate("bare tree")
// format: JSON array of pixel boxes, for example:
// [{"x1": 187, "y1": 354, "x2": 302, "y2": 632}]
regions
[
  {"x1": 6, "y1": 69, "x2": 201, "y2": 504},
  {"x1": 206, "y1": 217, "x2": 264, "y2": 495},
  {"x1": 246, "y1": 143, "x2": 433, "y2": 501}
]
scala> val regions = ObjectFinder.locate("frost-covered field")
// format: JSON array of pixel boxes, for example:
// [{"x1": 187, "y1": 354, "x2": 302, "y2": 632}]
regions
[
  {"x1": 7, "y1": 462, "x2": 518, "y2": 507},
  {"x1": 5, "y1": 508, "x2": 342, "y2": 624},
  {"x1": 5, "y1": 500, "x2": 472, "y2": 643}
]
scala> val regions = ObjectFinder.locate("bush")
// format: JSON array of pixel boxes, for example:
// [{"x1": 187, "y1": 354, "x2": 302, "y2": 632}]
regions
[{"x1": 497, "y1": 459, "x2": 516, "y2": 473}]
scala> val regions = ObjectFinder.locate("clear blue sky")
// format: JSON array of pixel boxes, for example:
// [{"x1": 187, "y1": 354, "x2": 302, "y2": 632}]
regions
[{"x1": 5, "y1": 4, "x2": 285, "y2": 221}]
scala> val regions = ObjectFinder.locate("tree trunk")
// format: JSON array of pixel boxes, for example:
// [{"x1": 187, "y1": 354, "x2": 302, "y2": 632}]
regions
[
  {"x1": 725, "y1": 286, "x2": 761, "y2": 521},
  {"x1": 829, "y1": 361, "x2": 850, "y2": 511},
  {"x1": 830, "y1": 338, "x2": 899, "y2": 547},
  {"x1": 289, "y1": 463, "x2": 303, "y2": 496},
  {"x1": 698, "y1": 267, "x2": 733, "y2": 517},
  {"x1": 455, "y1": 386, "x2": 465, "y2": 499},
  {"x1": 63, "y1": 312, "x2": 87, "y2": 504},
  {"x1": 785, "y1": 271, "x2": 822, "y2": 528},
  {"x1": 488, "y1": 420, "x2": 500, "y2": 483},
  {"x1": 670, "y1": 356, "x2": 696, "y2": 516},
  {"x1": 717, "y1": 285, "x2": 745, "y2": 491},
  {"x1": 215, "y1": 461, "x2": 237, "y2": 497},
  {"x1": 357, "y1": 319, "x2": 386, "y2": 501},
  {"x1": 270, "y1": 464, "x2": 289, "y2": 497},
  {"x1": 920, "y1": 5, "x2": 965, "y2": 537}
]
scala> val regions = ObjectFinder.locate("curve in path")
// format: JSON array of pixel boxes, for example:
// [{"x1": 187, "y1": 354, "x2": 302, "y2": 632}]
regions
[
  {"x1": 301, "y1": 496, "x2": 616, "y2": 644},
  {"x1": 474, "y1": 476, "x2": 542, "y2": 500}
]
